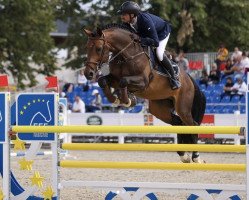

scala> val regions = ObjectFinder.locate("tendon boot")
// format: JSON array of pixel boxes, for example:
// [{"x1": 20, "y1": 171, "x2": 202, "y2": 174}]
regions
[{"x1": 161, "y1": 55, "x2": 181, "y2": 90}]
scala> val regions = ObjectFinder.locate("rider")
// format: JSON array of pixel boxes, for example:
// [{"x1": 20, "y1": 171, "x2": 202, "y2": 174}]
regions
[{"x1": 117, "y1": 1, "x2": 181, "y2": 90}]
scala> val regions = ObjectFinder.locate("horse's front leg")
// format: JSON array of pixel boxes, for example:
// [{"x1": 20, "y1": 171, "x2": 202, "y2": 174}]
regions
[
  {"x1": 119, "y1": 75, "x2": 148, "y2": 107},
  {"x1": 119, "y1": 78, "x2": 130, "y2": 106},
  {"x1": 119, "y1": 78, "x2": 137, "y2": 107},
  {"x1": 98, "y1": 75, "x2": 120, "y2": 105}
]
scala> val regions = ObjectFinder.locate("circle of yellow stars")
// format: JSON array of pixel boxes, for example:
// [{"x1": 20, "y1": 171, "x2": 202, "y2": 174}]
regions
[{"x1": 19, "y1": 99, "x2": 46, "y2": 115}]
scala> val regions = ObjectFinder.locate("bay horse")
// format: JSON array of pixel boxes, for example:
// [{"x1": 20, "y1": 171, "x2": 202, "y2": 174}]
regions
[{"x1": 83, "y1": 24, "x2": 206, "y2": 163}]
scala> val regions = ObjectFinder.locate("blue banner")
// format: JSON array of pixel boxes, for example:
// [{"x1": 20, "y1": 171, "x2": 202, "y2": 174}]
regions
[
  {"x1": 0, "y1": 93, "x2": 6, "y2": 142},
  {"x1": 17, "y1": 94, "x2": 56, "y2": 141}
]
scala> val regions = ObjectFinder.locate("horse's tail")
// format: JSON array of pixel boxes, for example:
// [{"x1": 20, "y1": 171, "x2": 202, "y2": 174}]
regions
[{"x1": 189, "y1": 75, "x2": 206, "y2": 124}]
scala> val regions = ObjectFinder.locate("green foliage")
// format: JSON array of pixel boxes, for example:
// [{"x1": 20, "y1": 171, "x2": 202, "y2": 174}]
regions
[
  {"x1": 1, "y1": 0, "x2": 249, "y2": 87},
  {"x1": 0, "y1": 0, "x2": 57, "y2": 89},
  {"x1": 59, "y1": 0, "x2": 249, "y2": 71},
  {"x1": 163, "y1": 0, "x2": 249, "y2": 52}
]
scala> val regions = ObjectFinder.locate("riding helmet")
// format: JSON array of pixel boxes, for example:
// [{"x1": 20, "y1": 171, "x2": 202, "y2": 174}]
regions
[{"x1": 117, "y1": 1, "x2": 141, "y2": 15}]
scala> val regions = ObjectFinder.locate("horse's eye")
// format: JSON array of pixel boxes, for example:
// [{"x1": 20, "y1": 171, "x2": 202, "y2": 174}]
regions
[{"x1": 96, "y1": 47, "x2": 102, "y2": 53}]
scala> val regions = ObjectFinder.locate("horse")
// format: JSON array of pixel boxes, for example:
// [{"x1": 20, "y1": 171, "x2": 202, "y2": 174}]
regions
[{"x1": 83, "y1": 24, "x2": 206, "y2": 163}]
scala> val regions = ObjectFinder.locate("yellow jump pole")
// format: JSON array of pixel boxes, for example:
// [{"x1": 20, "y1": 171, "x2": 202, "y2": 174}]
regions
[
  {"x1": 61, "y1": 143, "x2": 246, "y2": 153},
  {"x1": 59, "y1": 161, "x2": 246, "y2": 171},
  {"x1": 11, "y1": 125, "x2": 244, "y2": 134}
]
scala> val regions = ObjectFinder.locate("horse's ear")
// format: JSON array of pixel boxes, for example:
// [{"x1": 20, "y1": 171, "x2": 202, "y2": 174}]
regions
[
  {"x1": 96, "y1": 27, "x2": 103, "y2": 36},
  {"x1": 83, "y1": 29, "x2": 93, "y2": 37}
]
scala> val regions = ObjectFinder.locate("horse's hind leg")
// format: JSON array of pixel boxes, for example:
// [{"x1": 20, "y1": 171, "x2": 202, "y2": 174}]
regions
[
  {"x1": 173, "y1": 109, "x2": 204, "y2": 163},
  {"x1": 149, "y1": 100, "x2": 192, "y2": 163},
  {"x1": 171, "y1": 113, "x2": 192, "y2": 163},
  {"x1": 148, "y1": 99, "x2": 174, "y2": 125},
  {"x1": 175, "y1": 97, "x2": 205, "y2": 163}
]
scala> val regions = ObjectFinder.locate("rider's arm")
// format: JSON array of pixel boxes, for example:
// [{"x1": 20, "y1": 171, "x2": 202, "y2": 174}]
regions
[{"x1": 139, "y1": 15, "x2": 159, "y2": 47}]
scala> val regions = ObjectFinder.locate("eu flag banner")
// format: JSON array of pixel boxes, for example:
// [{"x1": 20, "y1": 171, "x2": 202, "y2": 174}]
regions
[
  {"x1": 0, "y1": 93, "x2": 6, "y2": 142},
  {"x1": 17, "y1": 93, "x2": 57, "y2": 141}
]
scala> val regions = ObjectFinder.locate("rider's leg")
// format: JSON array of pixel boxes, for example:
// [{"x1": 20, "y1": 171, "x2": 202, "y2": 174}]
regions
[{"x1": 156, "y1": 35, "x2": 181, "y2": 90}]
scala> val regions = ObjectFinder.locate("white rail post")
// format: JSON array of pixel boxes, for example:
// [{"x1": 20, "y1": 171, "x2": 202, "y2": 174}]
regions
[
  {"x1": 246, "y1": 73, "x2": 249, "y2": 199},
  {"x1": 1, "y1": 93, "x2": 10, "y2": 200}
]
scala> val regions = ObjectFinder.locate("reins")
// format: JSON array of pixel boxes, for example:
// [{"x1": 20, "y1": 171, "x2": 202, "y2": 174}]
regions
[{"x1": 86, "y1": 31, "x2": 147, "y2": 71}]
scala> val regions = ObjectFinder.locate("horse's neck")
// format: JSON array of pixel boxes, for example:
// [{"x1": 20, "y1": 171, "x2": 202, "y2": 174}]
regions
[
  {"x1": 105, "y1": 29, "x2": 152, "y2": 78},
  {"x1": 106, "y1": 30, "x2": 133, "y2": 54}
]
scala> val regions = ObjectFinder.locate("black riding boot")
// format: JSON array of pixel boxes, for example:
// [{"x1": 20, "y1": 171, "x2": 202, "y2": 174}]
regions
[{"x1": 161, "y1": 55, "x2": 181, "y2": 90}]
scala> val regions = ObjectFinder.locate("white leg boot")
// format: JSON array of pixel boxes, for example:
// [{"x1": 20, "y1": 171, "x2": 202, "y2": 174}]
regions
[
  {"x1": 192, "y1": 157, "x2": 206, "y2": 163},
  {"x1": 180, "y1": 153, "x2": 191, "y2": 163}
]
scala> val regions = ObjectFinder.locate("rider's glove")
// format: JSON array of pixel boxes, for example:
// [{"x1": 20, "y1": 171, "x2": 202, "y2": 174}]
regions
[{"x1": 140, "y1": 37, "x2": 155, "y2": 47}]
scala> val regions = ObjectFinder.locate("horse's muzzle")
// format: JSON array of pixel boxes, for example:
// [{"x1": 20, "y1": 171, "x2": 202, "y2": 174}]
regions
[{"x1": 84, "y1": 68, "x2": 94, "y2": 80}]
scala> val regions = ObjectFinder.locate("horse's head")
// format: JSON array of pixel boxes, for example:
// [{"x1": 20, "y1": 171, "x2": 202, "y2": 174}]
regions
[{"x1": 83, "y1": 27, "x2": 110, "y2": 80}]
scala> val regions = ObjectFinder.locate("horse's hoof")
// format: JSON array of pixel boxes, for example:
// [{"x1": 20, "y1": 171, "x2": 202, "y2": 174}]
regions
[
  {"x1": 112, "y1": 98, "x2": 120, "y2": 106},
  {"x1": 121, "y1": 98, "x2": 132, "y2": 107},
  {"x1": 180, "y1": 154, "x2": 191, "y2": 163},
  {"x1": 192, "y1": 157, "x2": 206, "y2": 163}
]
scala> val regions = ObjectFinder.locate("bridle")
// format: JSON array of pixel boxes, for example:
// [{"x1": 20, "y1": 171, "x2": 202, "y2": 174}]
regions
[
  {"x1": 85, "y1": 33, "x2": 110, "y2": 72},
  {"x1": 85, "y1": 32, "x2": 145, "y2": 72}
]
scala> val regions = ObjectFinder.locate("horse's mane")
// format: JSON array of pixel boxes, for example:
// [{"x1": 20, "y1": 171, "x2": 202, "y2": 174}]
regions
[
  {"x1": 94, "y1": 23, "x2": 136, "y2": 35},
  {"x1": 102, "y1": 23, "x2": 135, "y2": 32}
]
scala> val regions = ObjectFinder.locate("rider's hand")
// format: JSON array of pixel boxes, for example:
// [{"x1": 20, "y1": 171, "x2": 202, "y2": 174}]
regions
[
  {"x1": 140, "y1": 37, "x2": 155, "y2": 47},
  {"x1": 130, "y1": 34, "x2": 140, "y2": 43}
]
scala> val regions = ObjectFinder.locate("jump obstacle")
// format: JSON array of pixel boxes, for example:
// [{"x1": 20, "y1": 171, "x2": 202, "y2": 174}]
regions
[{"x1": 0, "y1": 92, "x2": 248, "y2": 200}]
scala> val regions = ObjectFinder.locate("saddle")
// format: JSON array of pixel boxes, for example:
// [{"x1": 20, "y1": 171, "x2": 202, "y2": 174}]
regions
[{"x1": 147, "y1": 47, "x2": 180, "y2": 78}]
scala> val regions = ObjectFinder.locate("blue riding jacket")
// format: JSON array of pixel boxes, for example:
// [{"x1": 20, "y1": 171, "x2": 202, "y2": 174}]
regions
[{"x1": 135, "y1": 12, "x2": 171, "y2": 47}]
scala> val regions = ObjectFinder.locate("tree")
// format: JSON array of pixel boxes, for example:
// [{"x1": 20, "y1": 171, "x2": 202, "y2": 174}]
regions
[
  {"x1": 148, "y1": 0, "x2": 249, "y2": 52},
  {"x1": 55, "y1": 0, "x2": 146, "y2": 70},
  {"x1": 57, "y1": 0, "x2": 249, "y2": 71},
  {"x1": 0, "y1": 0, "x2": 57, "y2": 89}
]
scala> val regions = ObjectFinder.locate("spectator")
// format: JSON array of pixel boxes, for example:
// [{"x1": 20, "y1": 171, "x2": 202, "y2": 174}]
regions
[
  {"x1": 215, "y1": 44, "x2": 228, "y2": 70},
  {"x1": 240, "y1": 51, "x2": 249, "y2": 74},
  {"x1": 87, "y1": 71, "x2": 102, "y2": 89},
  {"x1": 86, "y1": 89, "x2": 102, "y2": 112},
  {"x1": 208, "y1": 63, "x2": 220, "y2": 84},
  {"x1": 231, "y1": 47, "x2": 242, "y2": 63},
  {"x1": 221, "y1": 58, "x2": 234, "y2": 79},
  {"x1": 199, "y1": 69, "x2": 209, "y2": 88},
  {"x1": 231, "y1": 53, "x2": 246, "y2": 79},
  {"x1": 230, "y1": 76, "x2": 247, "y2": 100},
  {"x1": 91, "y1": 89, "x2": 102, "y2": 110},
  {"x1": 220, "y1": 77, "x2": 234, "y2": 101},
  {"x1": 176, "y1": 50, "x2": 189, "y2": 73},
  {"x1": 72, "y1": 95, "x2": 85, "y2": 113},
  {"x1": 77, "y1": 69, "x2": 89, "y2": 91},
  {"x1": 90, "y1": 80, "x2": 99, "y2": 88},
  {"x1": 167, "y1": 49, "x2": 178, "y2": 63},
  {"x1": 63, "y1": 83, "x2": 74, "y2": 93}
]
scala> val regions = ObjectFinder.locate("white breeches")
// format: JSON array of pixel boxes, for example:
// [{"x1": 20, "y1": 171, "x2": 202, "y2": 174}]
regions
[{"x1": 156, "y1": 33, "x2": 170, "y2": 61}]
